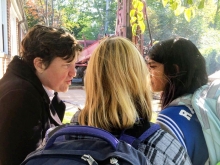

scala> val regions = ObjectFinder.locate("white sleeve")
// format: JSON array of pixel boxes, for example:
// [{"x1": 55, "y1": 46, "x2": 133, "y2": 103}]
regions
[{"x1": 156, "y1": 113, "x2": 187, "y2": 150}]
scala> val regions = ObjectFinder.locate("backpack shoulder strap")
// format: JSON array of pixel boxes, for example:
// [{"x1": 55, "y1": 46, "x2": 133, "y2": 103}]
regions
[
  {"x1": 137, "y1": 123, "x2": 161, "y2": 141},
  {"x1": 192, "y1": 79, "x2": 220, "y2": 129},
  {"x1": 192, "y1": 79, "x2": 220, "y2": 165},
  {"x1": 119, "y1": 123, "x2": 160, "y2": 149}
]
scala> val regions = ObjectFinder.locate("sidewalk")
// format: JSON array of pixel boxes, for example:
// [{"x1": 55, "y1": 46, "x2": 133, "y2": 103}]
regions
[
  {"x1": 60, "y1": 86, "x2": 161, "y2": 111},
  {"x1": 59, "y1": 86, "x2": 85, "y2": 108},
  {"x1": 59, "y1": 86, "x2": 161, "y2": 123},
  {"x1": 58, "y1": 86, "x2": 85, "y2": 123}
]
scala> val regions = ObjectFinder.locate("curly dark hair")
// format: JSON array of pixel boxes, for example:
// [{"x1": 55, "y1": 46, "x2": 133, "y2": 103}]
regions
[
  {"x1": 147, "y1": 37, "x2": 208, "y2": 109},
  {"x1": 20, "y1": 24, "x2": 82, "y2": 70}
]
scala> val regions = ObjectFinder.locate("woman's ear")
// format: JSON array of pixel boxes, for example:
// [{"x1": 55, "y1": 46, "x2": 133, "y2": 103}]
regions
[
  {"x1": 173, "y1": 64, "x2": 179, "y2": 74},
  {"x1": 33, "y1": 57, "x2": 45, "y2": 73}
]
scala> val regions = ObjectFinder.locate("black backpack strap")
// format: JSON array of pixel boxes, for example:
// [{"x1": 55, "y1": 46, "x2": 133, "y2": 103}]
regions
[
  {"x1": 119, "y1": 123, "x2": 160, "y2": 149},
  {"x1": 132, "y1": 123, "x2": 160, "y2": 149},
  {"x1": 119, "y1": 133, "x2": 137, "y2": 145}
]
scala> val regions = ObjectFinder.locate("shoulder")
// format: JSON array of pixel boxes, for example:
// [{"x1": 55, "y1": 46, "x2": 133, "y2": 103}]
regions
[
  {"x1": 0, "y1": 77, "x2": 45, "y2": 113},
  {"x1": 157, "y1": 105, "x2": 198, "y2": 134},
  {"x1": 159, "y1": 105, "x2": 193, "y2": 120},
  {"x1": 0, "y1": 83, "x2": 40, "y2": 101},
  {"x1": 139, "y1": 129, "x2": 192, "y2": 165},
  {"x1": 70, "y1": 109, "x2": 81, "y2": 123},
  {"x1": 157, "y1": 105, "x2": 202, "y2": 134},
  {"x1": 0, "y1": 75, "x2": 43, "y2": 100},
  {"x1": 157, "y1": 105, "x2": 194, "y2": 138},
  {"x1": 157, "y1": 105, "x2": 209, "y2": 164},
  {"x1": 0, "y1": 59, "x2": 45, "y2": 99},
  {"x1": 157, "y1": 105, "x2": 194, "y2": 144}
]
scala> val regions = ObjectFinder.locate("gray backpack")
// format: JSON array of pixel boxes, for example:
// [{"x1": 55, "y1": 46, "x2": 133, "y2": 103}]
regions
[
  {"x1": 21, "y1": 124, "x2": 160, "y2": 165},
  {"x1": 191, "y1": 79, "x2": 220, "y2": 165}
]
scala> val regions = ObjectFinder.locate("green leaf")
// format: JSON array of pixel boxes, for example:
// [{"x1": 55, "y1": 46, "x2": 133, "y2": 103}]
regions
[
  {"x1": 174, "y1": 6, "x2": 185, "y2": 16},
  {"x1": 184, "y1": 8, "x2": 191, "y2": 22},
  {"x1": 198, "y1": 0, "x2": 205, "y2": 9},
  {"x1": 137, "y1": 1, "x2": 144, "y2": 11},
  {"x1": 171, "y1": 2, "x2": 178, "y2": 10},
  {"x1": 191, "y1": 7, "x2": 195, "y2": 18},
  {"x1": 132, "y1": 0, "x2": 139, "y2": 9},
  {"x1": 132, "y1": 23, "x2": 138, "y2": 35},
  {"x1": 130, "y1": 9, "x2": 136, "y2": 17},
  {"x1": 187, "y1": 0, "x2": 193, "y2": 5},
  {"x1": 162, "y1": 0, "x2": 169, "y2": 7},
  {"x1": 137, "y1": 11, "x2": 143, "y2": 20},
  {"x1": 153, "y1": 41, "x2": 159, "y2": 45},
  {"x1": 130, "y1": 16, "x2": 137, "y2": 24},
  {"x1": 139, "y1": 21, "x2": 145, "y2": 33}
]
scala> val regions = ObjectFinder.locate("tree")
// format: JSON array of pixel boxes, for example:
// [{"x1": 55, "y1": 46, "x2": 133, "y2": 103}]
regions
[
  {"x1": 25, "y1": 0, "x2": 65, "y2": 28},
  {"x1": 161, "y1": 0, "x2": 219, "y2": 22},
  {"x1": 144, "y1": 0, "x2": 220, "y2": 75},
  {"x1": 24, "y1": 0, "x2": 44, "y2": 28},
  {"x1": 214, "y1": 0, "x2": 220, "y2": 29}
]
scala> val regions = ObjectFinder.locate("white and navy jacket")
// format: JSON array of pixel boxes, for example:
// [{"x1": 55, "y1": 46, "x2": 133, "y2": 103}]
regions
[{"x1": 157, "y1": 95, "x2": 209, "y2": 165}]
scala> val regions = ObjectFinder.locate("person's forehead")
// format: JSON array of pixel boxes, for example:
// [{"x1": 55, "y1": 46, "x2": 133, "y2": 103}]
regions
[
  {"x1": 51, "y1": 57, "x2": 66, "y2": 63},
  {"x1": 145, "y1": 57, "x2": 156, "y2": 63},
  {"x1": 52, "y1": 57, "x2": 75, "y2": 63}
]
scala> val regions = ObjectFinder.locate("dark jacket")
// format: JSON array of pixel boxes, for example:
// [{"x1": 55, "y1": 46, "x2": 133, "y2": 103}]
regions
[{"x1": 0, "y1": 56, "x2": 65, "y2": 165}]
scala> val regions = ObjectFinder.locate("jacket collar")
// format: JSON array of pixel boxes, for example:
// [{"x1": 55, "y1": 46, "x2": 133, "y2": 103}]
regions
[
  {"x1": 169, "y1": 94, "x2": 195, "y2": 114},
  {"x1": 7, "y1": 56, "x2": 50, "y2": 103}
]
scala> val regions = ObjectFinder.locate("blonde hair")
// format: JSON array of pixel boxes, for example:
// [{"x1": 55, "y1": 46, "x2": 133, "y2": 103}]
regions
[{"x1": 79, "y1": 37, "x2": 152, "y2": 132}]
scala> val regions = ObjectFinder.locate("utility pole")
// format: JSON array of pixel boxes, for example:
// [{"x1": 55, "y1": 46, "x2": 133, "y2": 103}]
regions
[{"x1": 115, "y1": 0, "x2": 132, "y2": 40}]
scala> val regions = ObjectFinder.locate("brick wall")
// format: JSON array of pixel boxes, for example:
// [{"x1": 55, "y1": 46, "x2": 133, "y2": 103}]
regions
[
  {"x1": 7, "y1": 0, "x2": 11, "y2": 70},
  {"x1": 0, "y1": 56, "x2": 11, "y2": 78},
  {"x1": 0, "y1": 0, "x2": 11, "y2": 79},
  {"x1": 16, "y1": 18, "x2": 19, "y2": 55}
]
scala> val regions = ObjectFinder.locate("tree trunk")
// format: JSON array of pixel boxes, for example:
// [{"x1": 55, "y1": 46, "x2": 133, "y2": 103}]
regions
[
  {"x1": 45, "y1": 0, "x2": 49, "y2": 26},
  {"x1": 51, "y1": 0, "x2": 54, "y2": 26},
  {"x1": 214, "y1": 0, "x2": 220, "y2": 28}
]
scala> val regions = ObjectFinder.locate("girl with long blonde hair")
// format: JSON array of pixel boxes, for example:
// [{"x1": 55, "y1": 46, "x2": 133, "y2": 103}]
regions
[{"x1": 74, "y1": 37, "x2": 191, "y2": 165}]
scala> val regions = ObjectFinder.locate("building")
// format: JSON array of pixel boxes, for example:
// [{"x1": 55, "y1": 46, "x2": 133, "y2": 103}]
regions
[{"x1": 0, "y1": 0, "x2": 28, "y2": 78}]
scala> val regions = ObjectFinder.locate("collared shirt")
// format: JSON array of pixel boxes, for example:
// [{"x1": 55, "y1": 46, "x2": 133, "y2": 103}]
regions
[{"x1": 42, "y1": 85, "x2": 54, "y2": 101}]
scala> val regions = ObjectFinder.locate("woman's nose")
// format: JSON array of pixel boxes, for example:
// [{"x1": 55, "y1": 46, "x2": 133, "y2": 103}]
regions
[
  {"x1": 69, "y1": 67, "x2": 76, "y2": 78},
  {"x1": 146, "y1": 64, "x2": 151, "y2": 71}
]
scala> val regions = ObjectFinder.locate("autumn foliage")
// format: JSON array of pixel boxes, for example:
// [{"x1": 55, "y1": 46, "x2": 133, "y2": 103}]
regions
[{"x1": 24, "y1": 0, "x2": 62, "y2": 28}]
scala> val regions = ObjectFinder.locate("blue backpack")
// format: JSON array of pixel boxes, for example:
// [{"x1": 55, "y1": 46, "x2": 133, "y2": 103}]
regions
[
  {"x1": 192, "y1": 79, "x2": 220, "y2": 165},
  {"x1": 21, "y1": 123, "x2": 160, "y2": 165}
]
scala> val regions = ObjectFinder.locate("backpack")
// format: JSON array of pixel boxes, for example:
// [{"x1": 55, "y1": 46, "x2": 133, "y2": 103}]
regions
[
  {"x1": 191, "y1": 79, "x2": 220, "y2": 165},
  {"x1": 21, "y1": 123, "x2": 160, "y2": 165}
]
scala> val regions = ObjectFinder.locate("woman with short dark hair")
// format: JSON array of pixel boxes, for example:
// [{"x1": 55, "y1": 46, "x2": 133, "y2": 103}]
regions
[{"x1": 0, "y1": 25, "x2": 81, "y2": 165}]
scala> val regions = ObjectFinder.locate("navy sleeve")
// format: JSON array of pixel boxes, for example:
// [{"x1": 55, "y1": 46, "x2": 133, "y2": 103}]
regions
[{"x1": 156, "y1": 105, "x2": 209, "y2": 165}]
